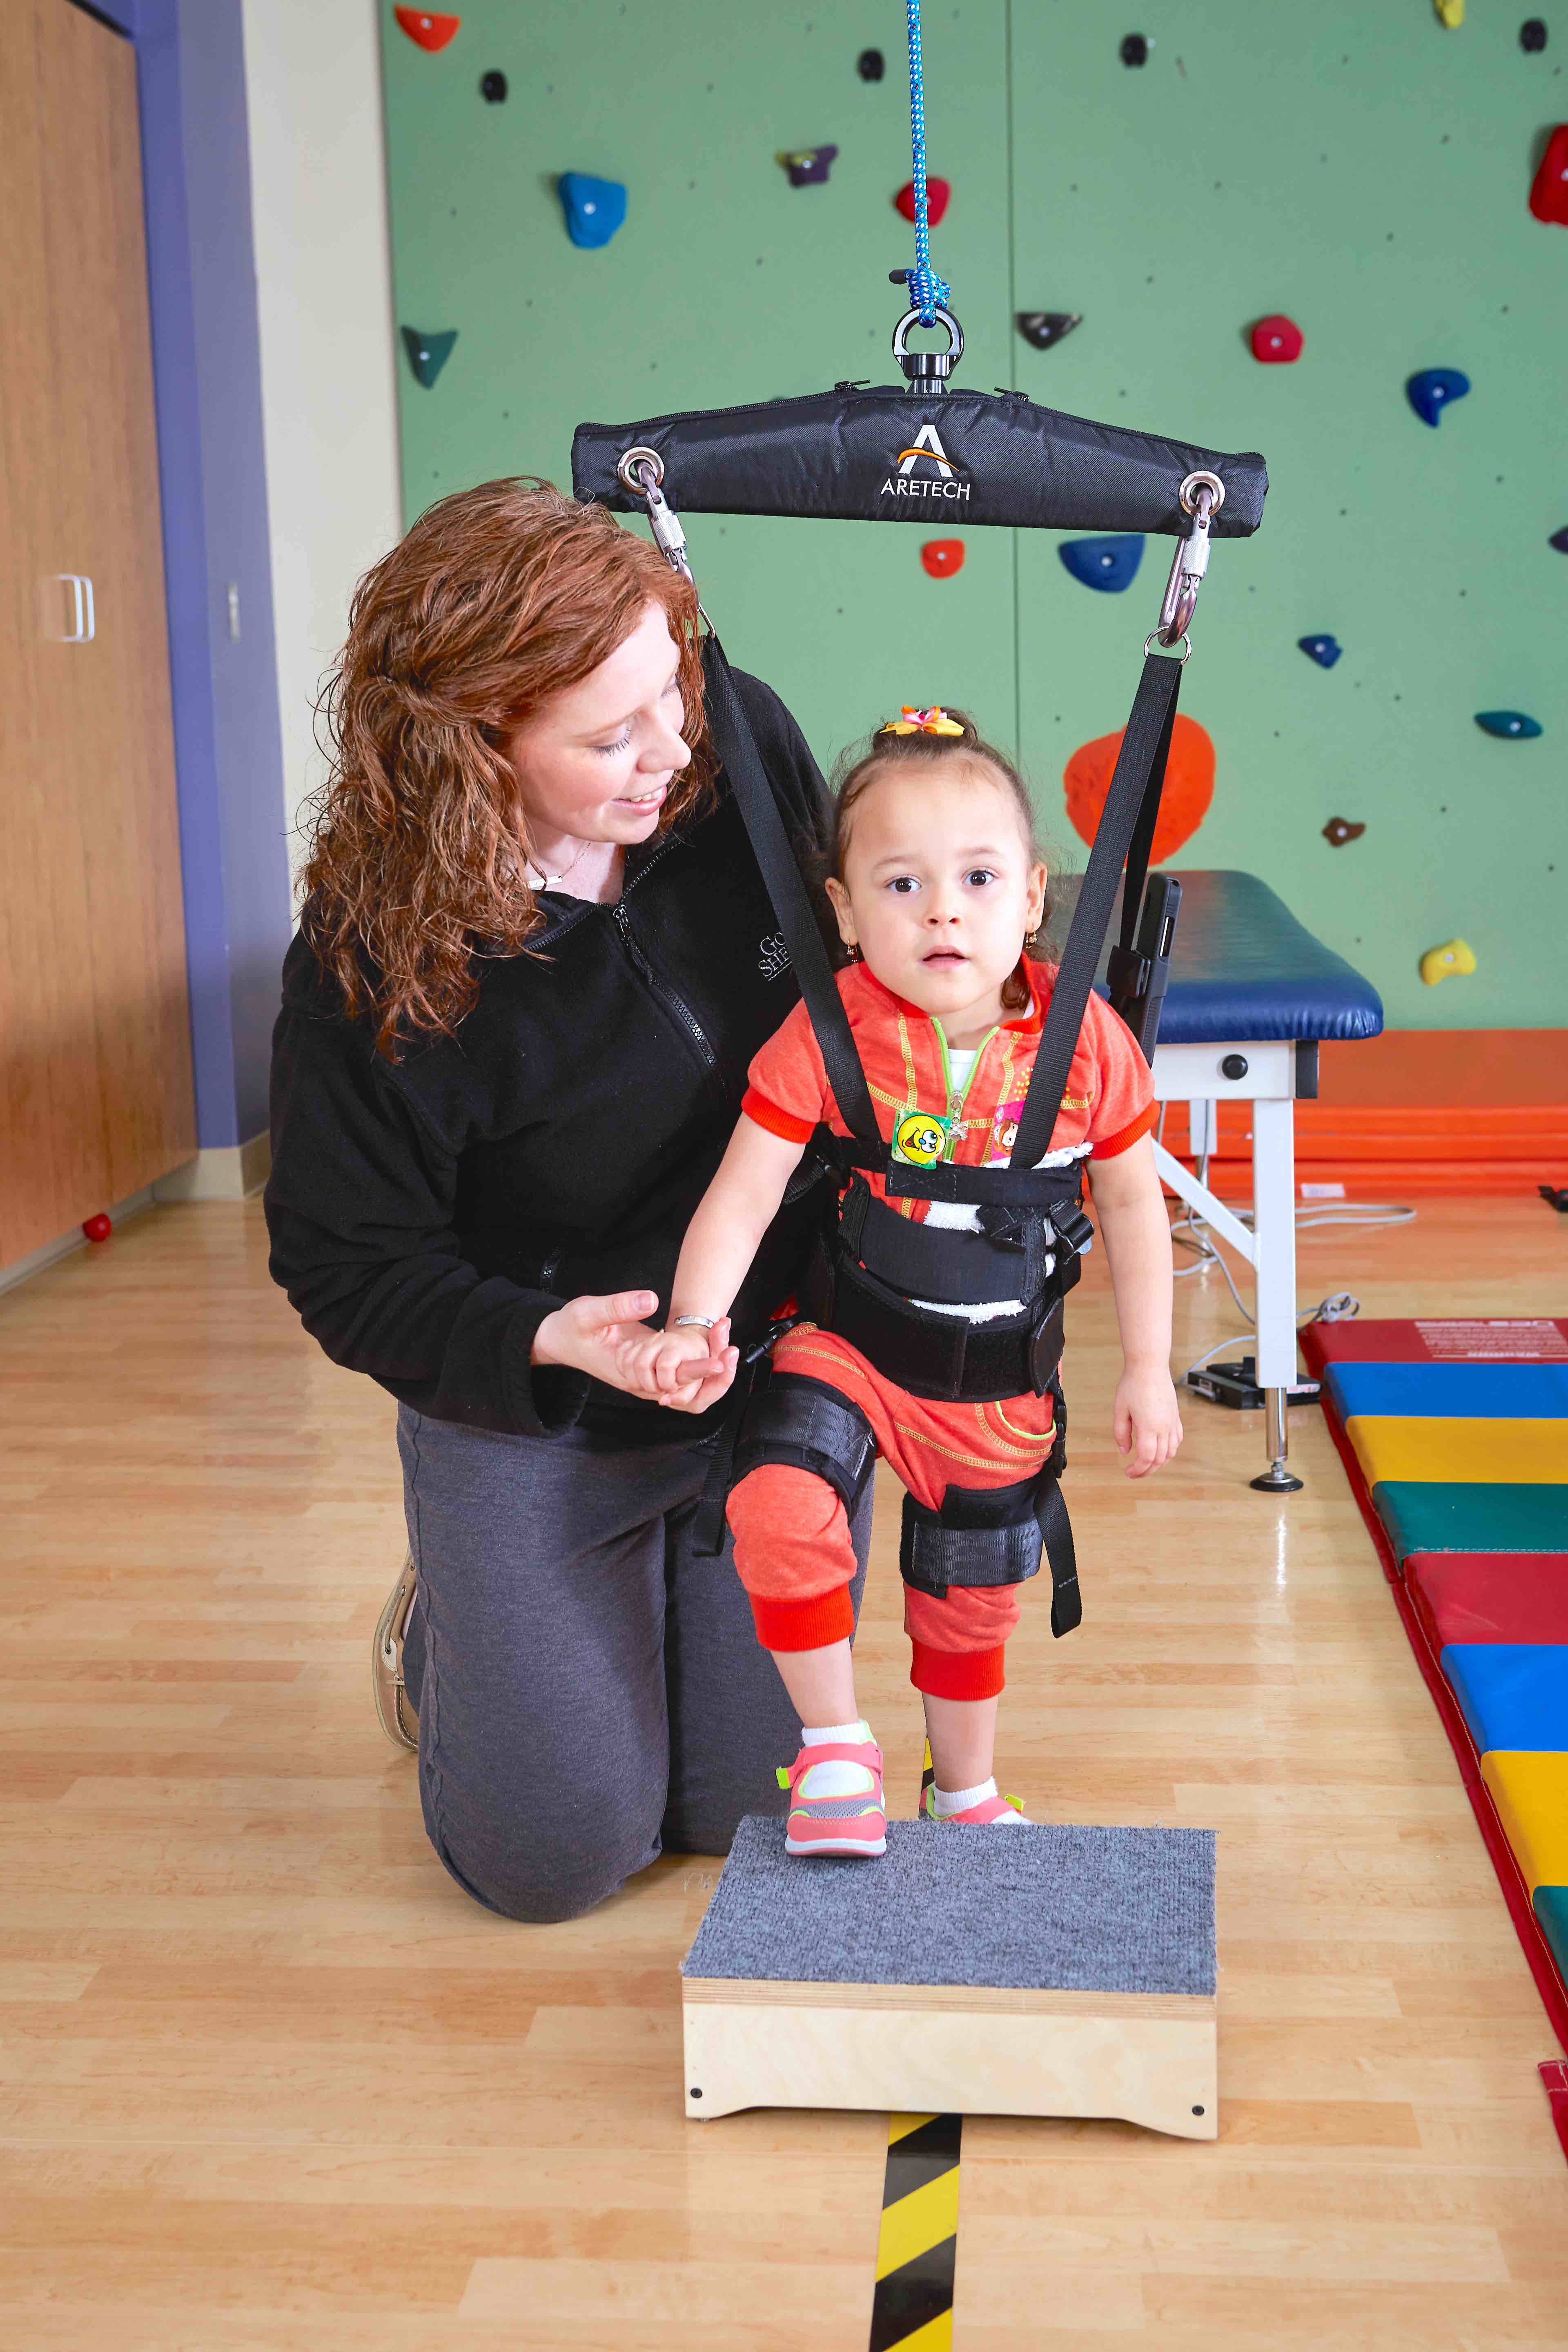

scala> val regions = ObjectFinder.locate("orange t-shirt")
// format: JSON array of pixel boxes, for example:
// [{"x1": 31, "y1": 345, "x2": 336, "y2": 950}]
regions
[{"x1": 742, "y1": 958, "x2": 1156, "y2": 1218}]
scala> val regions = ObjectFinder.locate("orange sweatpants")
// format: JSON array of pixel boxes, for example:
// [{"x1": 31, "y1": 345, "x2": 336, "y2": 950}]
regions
[{"x1": 726, "y1": 1321, "x2": 1058, "y2": 1703}]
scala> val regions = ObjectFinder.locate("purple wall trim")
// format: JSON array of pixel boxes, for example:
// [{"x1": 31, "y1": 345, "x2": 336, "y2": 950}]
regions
[{"x1": 92, "y1": 0, "x2": 292, "y2": 1148}]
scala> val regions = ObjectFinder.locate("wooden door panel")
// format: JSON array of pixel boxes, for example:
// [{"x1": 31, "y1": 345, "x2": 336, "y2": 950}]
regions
[{"x1": 0, "y1": 0, "x2": 196, "y2": 1262}]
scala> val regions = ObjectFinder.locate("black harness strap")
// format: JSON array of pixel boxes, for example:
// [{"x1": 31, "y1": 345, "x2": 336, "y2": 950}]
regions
[
  {"x1": 702, "y1": 637, "x2": 880, "y2": 1145},
  {"x1": 1007, "y1": 650, "x2": 1182, "y2": 1170}
]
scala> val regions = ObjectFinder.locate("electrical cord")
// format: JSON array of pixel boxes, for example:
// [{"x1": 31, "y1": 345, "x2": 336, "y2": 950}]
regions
[{"x1": 1156, "y1": 1109, "x2": 1413, "y2": 1381}]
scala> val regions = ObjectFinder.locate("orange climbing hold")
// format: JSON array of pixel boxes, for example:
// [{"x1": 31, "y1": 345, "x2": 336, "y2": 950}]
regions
[
  {"x1": 1064, "y1": 714, "x2": 1215, "y2": 861},
  {"x1": 394, "y1": 8, "x2": 461, "y2": 52}
]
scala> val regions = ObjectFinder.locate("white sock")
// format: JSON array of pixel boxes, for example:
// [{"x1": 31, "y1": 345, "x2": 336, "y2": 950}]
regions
[
  {"x1": 797, "y1": 1720, "x2": 877, "y2": 1802},
  {"x1": 932, "y1": 1775, "x2": 1026, "y2": 1824}
]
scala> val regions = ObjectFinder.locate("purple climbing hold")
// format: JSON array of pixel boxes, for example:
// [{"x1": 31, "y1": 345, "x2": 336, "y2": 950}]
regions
[
  {"x1": 1060, "y1": 535, "x2": 1145, "y2": 593},
  {"x1": 1016, "y1": 311, "x2": 1083, "y2": 350},
  {"x1": 1407, "y1": 367, "x2": 1470, "y2": 427},
  {"x1": 1299, "y1": 634, "x2": 1343, "y2": 669},
  {"x1": 1550, "y1": 525, "x2": 1568, "y2": 554},
  {"x1": 1475, "y1": 709, "x2": 1543, "y2": 739},
  {"x1": 782, "y1": 143, "x2": 838, "y2": 189},
  {"x1": 401, "y1": 327, "x2": 457, "y2": 387},
  {"x1": 558, "y1": 173, "x2": 627, "y2": 249}
]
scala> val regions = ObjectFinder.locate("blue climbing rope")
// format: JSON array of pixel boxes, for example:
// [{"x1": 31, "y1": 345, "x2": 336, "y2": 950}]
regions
[{"x1": 904, "y1": 0, "x2": 951, "y2": 325}]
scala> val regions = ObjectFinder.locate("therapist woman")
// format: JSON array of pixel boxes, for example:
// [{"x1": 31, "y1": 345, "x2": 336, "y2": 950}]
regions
[{"x1": 265, "y1": 477, "x2": 870, "y2": 1923}]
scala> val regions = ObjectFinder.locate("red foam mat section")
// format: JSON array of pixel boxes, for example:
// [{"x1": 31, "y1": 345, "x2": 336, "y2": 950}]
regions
[
  {"x1": 1543, "y1": 2062, "x2": 1568, "y2": 2163},
  {"x1": 1407, "y1": 1552, "x2": 1568, "y2": 1648},
  {"x1": 1301, "y1": 1317, "x2": 1568, "y2": 1368},
  {"x1": 1315, "y1": 1388, "x2": 1568, "y2": 2073}
]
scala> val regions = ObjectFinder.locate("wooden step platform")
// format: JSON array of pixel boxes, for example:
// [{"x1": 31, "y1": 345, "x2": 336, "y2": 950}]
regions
[{"x1": 681, "y1": 1816, "x2": 1218, "y2": 2138}]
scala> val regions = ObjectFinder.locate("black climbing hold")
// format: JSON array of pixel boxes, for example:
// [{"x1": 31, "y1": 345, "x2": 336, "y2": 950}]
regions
[
  {"x1": 1520, "y1": 16, "x2": 1548, "y2": 49},
  {"x1": 480, "y1": 67, "x2": 507, "y2": 101},
  {"x1": 782, "y1": 143, "x2": 838, "y2": 188},
  {"x1": 401, "y1": 326, "x2": 457, "y2": 388},
  {"x1": 1550, "y1": 524, "x2": 1568, "y2": 553},
  {"x1": 1539, "y1": 1184, "x2": 1568, "y2": 1212},
  {"x1": 1016, "y1": 310, "x2": 1083, "y2": 350},
  {"x1": 1120, "y1": 32, "x2": 1149, "y2": 65},
  {"x1": 858, "y1": 45, "x2": 885, "y2": 79}
]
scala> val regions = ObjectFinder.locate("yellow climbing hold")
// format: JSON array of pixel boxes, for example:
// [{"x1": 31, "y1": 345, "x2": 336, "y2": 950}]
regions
[
  {"x1": 1434, "y1": 0, "x2": 1464, "y2": 24},
  {"x1": 1419, "y1": 937, "x2": 1477, "y2": 985}
]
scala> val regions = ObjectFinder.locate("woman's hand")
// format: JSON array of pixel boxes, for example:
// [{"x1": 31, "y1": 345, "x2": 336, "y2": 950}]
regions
[
  {"x1": 1113, "y1": 1365, "x2": 1184, "y2": 1478},
  {"x1": 531, "y1": 1292, "x2": 737, "y2": 1408}
]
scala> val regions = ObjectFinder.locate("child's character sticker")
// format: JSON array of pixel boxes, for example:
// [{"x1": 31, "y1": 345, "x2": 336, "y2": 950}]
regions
[
  {"x1": 892, "y1": 1109, "x2": 951, "y2": 1167},
  {"x1": 989, "y1": 1096, "x2": 1027, "y2": 1165}
]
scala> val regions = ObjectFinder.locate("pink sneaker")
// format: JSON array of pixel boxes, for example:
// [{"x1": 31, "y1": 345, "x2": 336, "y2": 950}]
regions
[
  {"x1": 922, "y1": 1784, "x2": 1027, "y2": 1826},
  {"x1": 777, "y1": 1737, "x2": 887, "y2": 1857}
]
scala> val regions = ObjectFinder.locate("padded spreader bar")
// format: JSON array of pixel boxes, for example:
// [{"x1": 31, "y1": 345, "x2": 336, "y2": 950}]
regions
[{"x1": 573, "y1": 385, "x2": 1267, "y2": 537}]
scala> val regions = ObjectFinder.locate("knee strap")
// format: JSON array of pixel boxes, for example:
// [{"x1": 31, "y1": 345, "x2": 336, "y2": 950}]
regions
[
  {"x1": 731, "y1": 1371, "x2": 878, "y2": 1522},
  {"x1": 900, "y1": 1460, "x2": 1081, "y2": 1639}
]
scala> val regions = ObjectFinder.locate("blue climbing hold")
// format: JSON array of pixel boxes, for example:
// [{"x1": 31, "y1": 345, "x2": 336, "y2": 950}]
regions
[
  {"x1": 558, "y1": 173, "x2": 627, "y2": 249},
  {"x1": 1298, "y1": 634, "x2": 1343, "y2": 669},
  {"x1": 1059, "y1": 535, "x2": 1145, "y2": 593},
  {"x1": 401, "y1": 326, "x2": 457, "y2": 388},
  {"x1": 1475, "y1": 710, "x2": 1543, "y2": 739},
  {"x1": 1406, "y1": 368, "x2": 1470, "y2": 427}
]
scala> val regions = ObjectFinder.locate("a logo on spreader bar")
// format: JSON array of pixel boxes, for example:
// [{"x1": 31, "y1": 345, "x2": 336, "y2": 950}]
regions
[{"x1": 879, "y1": 422, "x2": 970, "y2": 501}]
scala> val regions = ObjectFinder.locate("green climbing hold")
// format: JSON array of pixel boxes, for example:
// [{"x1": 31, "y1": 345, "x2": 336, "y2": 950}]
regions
[{"x1": 401, "y1": 327, "x2": 457, "y2": 388}]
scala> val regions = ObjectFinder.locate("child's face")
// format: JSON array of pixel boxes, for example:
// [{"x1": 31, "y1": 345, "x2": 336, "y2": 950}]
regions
[{"x1": 824, "y1": 761, "x2": 1048, "y2": 1033}]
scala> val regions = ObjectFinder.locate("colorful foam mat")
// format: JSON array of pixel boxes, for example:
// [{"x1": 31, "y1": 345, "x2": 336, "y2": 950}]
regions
[{"x1": 1300, "y1": 1316, "x2": 1568, "y2": 2121}]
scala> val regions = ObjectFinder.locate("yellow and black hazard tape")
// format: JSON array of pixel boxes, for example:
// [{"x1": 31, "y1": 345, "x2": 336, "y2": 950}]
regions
[
  {"x1": 870, "y1": 2110, "x2": 962, "y2": 2351},
  {"x1": 919, "y1": 1735, "x2": 936, "y2": 1818}
]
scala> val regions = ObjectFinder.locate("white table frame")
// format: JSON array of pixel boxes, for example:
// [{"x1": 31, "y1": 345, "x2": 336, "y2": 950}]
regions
[{"x1": 1147, "y1": 1038, "x2": 1304, "y2": 1491}]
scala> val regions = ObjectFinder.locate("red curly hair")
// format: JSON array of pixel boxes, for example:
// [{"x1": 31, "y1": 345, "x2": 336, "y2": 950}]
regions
[{"x1": 299, "y1": 477, "x2": 715, "y2": 1058}]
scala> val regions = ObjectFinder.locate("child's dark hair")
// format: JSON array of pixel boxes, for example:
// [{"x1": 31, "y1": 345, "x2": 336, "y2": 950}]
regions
[{"x1": 827, "y1": 708, "x2": 1049, "y2": 1011}]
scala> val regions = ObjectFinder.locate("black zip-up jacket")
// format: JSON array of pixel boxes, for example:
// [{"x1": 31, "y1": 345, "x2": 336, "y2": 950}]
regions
[{"x1": 265, "y1": 656, "x2": 832, "y2": 1447}]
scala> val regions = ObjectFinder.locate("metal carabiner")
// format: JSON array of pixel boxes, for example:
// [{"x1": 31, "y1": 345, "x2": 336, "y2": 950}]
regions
[
  {"x1": 615, "y1": 445, "x2": 714, "y2": 630},
  {"x1": 1155, "y1": 470, "x2": 1225, "y2": 648}
]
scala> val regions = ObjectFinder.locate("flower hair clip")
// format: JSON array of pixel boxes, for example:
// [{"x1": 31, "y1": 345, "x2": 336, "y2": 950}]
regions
[{"x1": 879, "y1": 705, "x2": 965, "y2": 738}]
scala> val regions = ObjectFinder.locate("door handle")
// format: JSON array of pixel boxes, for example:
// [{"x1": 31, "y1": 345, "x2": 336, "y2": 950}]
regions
[{"x1": 48, "y1": 574, "x2": 96, "y2": 642}]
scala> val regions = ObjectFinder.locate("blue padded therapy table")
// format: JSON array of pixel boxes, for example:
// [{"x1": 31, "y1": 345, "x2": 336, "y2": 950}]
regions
[{"x1": 1062, "y1": 869, "x2": 1385, "y2": 1488}]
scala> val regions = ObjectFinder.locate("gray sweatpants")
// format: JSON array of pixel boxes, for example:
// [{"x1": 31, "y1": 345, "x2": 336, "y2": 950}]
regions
[{"x1": 396, "y1": 1405, "x2": 871, "y2": 1924}]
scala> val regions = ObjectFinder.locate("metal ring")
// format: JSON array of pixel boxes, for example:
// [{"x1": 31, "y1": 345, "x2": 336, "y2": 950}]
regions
[
  {"x1": 617, "y1": 444, "x2": 665, "y2": 494},
  {"x1": 1145, "y1": 629, "x2": 1193, "y2": 663},
  {"x1": 891, "y1": 304, "x2": 965, "y2": 363},
  {"x1": 1178, "y1": 468, "x2": 1225, "y2": 518}
]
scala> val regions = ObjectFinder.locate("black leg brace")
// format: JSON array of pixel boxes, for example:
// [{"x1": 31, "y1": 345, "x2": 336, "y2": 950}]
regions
[{"x1": 898, "y1": 1391, "x2": 1080, "y2": 1637}]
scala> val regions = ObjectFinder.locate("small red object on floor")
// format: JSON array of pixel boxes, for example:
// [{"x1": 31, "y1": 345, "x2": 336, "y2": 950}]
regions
[
  {"x1": 82, "y1": 1212, "x2": 112, "y2": 1243},
  {"x1": 394, "y1": 7, "x2": 461, "y2": 52},
  {"x1": 1529, "y1": 124, "x2": 1568, "y2": 224},
  {"x1": 1250, "y1": 313, "x2": 1303, "y2": 363},
  {"x1": 894, "y1": 176, "x2": 950, "y2": 225},
  {"x1": 920, "y1": 538, "x2": 964, "y2": 579}
]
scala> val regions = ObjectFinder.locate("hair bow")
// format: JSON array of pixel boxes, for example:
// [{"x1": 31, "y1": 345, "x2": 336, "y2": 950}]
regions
[{"x1": 880, "y1": 705, "x2": 964, "y2": 737}]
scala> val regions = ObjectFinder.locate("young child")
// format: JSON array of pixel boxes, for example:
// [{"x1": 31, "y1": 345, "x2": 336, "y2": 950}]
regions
[{"x1": 628, "y1": 705, "x2": 1183, "y2": 1855}]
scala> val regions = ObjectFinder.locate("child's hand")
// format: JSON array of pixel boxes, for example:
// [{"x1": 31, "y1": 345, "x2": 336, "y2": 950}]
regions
[
  {"x1": 624, "y1": 1322, "x2": 738, "y2": 1413},
  {"x1": 1113, "y1": 1365, "x2": 1184, "y2": 1477}
]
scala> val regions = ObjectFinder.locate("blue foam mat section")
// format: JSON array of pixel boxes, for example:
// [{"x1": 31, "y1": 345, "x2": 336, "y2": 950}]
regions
[
  {"x1": 682, "y1": 1816, "x2": 1216, "y2": 1996},
  {"x1": 1439, "y1": 1643, "x2": 1568, "y2": 1755},
  {"x1": 1328, "y1": 1363, "x2": 1568, "y2": 1421}
]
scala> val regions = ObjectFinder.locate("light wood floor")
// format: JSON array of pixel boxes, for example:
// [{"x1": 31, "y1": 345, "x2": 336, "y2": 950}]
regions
[{"x1": 2, "y1": 1196, "x2": 1566, "y2": 2350}]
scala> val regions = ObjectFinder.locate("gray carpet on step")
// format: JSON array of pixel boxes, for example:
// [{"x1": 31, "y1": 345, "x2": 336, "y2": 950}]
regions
[{"x1": 682, "y1": 1817, "x2": 1215, "y2": 1996}]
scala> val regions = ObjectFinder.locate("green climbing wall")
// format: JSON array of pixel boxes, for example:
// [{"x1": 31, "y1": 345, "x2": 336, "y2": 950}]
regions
[{"x1": 381, "y1": 0, "x2": 1566, "y2": 1031}]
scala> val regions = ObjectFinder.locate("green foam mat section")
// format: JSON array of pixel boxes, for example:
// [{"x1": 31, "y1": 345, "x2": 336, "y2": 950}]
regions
[{"x1": 1373, "y1": 1482, "x2": 1568, "y2": 1565}]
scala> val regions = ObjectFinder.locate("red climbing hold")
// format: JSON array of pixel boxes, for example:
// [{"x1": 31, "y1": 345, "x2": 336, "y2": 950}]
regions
[
  {"x1": 894, "y1": 177, "x2": 950, "y2": 226},
  {"x1": 1250, "y1": 314, "x2": 1303, "y2": 364},
  {"x1": 394, "y1": 8, "x2": 461, "y2": 52},
  {"x1": 82, "y1": 1213, "x2": 112, "y2": 1243},
  {"x1": 1528, "y1": 124, "x2": 1568, "y2": 225},
  {"x1": 921, "y1": 539, "x2": 965, "y2": 579}
]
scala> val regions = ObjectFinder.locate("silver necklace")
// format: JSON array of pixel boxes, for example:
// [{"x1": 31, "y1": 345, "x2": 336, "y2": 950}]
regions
[{"x1": 525, "y1": 835, "x2": 591, "y2": 892}]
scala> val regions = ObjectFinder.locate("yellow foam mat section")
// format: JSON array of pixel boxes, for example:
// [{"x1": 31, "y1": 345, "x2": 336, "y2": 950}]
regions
[
  {"x1": 1345, "y1": 1415, "x2": 1568, "y2": 1487},
  {"x1": 1480, "y1": 1751, "x2": 1568, "y2": 1894}
]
